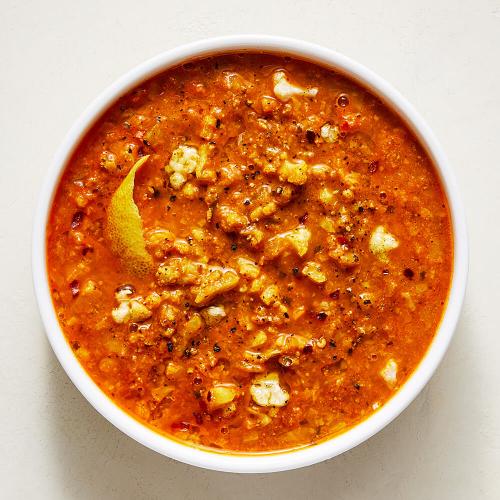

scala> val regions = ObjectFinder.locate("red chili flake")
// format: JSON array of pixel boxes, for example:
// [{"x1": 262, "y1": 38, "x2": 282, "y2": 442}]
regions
[
  {"x1": 305, "y1": 130, "x2": 316, "y2": 143},
  {"x1": 341, "y1": 121, "x2": 350, "y2": 132},
  {"x1": 368, "y1": 160, "x2": 379, "y2": 173},
  {"x1": 171, "y1": 421, "x2": 191, "y2": 431},
  {"x1": 303, "y1": 344, "x2": 313, "y2": 354},
  {"x1": 193, "y1": 412, "x2": 203, "y2": 425},
  {"x1": 298, "y1": 212, "x2": 309, "y2": 224},
  {"x1": 69, "y1": 280, "x2": 79, "y2": 297},
  {"x1": 71, "y1": 211, "x2": 84, "y2": 229},
  {"x1": 337, "y1": 236, "x2": 348, "y2": 245}
]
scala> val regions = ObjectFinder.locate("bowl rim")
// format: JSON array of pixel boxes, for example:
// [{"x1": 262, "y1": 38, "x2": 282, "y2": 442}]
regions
[{"x1": 32, "y1": 34, "x2": 468, "y2": 473}]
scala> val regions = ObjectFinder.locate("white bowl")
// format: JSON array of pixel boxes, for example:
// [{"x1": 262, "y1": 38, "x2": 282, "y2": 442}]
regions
[{"x1": 32, "y1": 35, "x2": 468, "y2": 473}]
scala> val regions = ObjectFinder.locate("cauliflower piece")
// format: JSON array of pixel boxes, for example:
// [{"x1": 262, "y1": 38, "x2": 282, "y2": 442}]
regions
[
  {"x1": 278, "y1": 159, "x2": 308, "y2": 185},
  {"x1": 166, "y1": 145, "x2": 204, "y2": 190},
  {"x1": 320, "y1": 122, "x2": 340, "y2": 143},
  {"x1": 319, "y1": 187, "x2": 336, "y2": 207},
  {"x1": 302, "y1": 261, "x2": 327, "y2": 283},
  {"x1": 369, "y1": 226, "x2": 399, "y2": 262},
  {"x1": 182, "y1": 313, "x2": 204, "y2": 334},
  {"x1": 265, "y1": 225, "x2": 311, "y2": 260},
  {"x1": 380, "y1": 358, "x2": 398, "y2": 388},
  {"x1": 194, "y1": 267, "x2": 240, "y2": 305},
  {"x1": 200, "y1": 305, "x2": 226, "y2": 326},
  {"x1": 240, "y1": 225, "x2": 264, "y2": 247},
  {"x1": 287, "y1": 226, "x2": 311, "y2": 256},
  {"x1": 261, "y1": 284, "x2": 280, "y2": 306},
  {"x1": 111, "y1": 301, "x2": 130, "y2": 324},
  {"x1": 156, "y1": 257, "x2": 206, "y2": 286},
  {"x1": 309, "y1": 163, "x2": 331, "y2": 179},
  {"x1": 111, "y1": 291, "x2": 152, "y2": 324},
  {"x1": 208, "y1": 384, "x2": 238, "y2": 409},
  {"x1": 250, "y1": 201, "x2": 278, "y2": 222},
  {"x1": 129, "y1": 300, "x2": 152, "y2": 322},
  {"x1": 237, "y1": 257, "x2": 260, "y2": 279},
  {"x1": 215, "y1": 205, "x2": 249, "y2": 232},
  {"x1": 250, "y1": 372, "x2": 289, "y2": 407},
  {"x1": 272, "y1": 71, "x2": 318, "y2": 102}
]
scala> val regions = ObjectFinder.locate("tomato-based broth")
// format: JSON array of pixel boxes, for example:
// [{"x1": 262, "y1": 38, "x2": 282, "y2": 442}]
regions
[{"x1": 47, "y1": 54, "x2": 452, "y2": 452}]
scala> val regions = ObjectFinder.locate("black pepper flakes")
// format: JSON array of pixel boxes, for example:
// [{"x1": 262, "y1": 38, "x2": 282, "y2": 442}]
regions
[
  {"x1": 403, "y1": 268, "x2": 415, "y2": 279},
  {"x1": 231, "y1": 243, "x2": 238, "y2": 251},
  {"x1": 71, "y1": 211, "x2": 84, "y2": 229},
  {"x1": 306, "y1": 130, "x2": 316, "y2": 143},
  {"x1": 169, "y1": 195, "x2": 177, "y2": 202},
  {"x1": 213, "y1": 343, "x2": 221, "y2": 353},
  {"x1": 316, "y1": 312, "x2": 328, "y2": 321},
  {"x1": 69, "y1": 280, "x2": 80, "y2": 297},
  {"x1": 167, "y1": 341, "x2": 174, "y2": 352}
]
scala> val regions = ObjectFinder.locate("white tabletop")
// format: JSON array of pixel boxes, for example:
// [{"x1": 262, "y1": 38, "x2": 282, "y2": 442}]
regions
[{"x1": 1, "y1": 0, "x2": 499, "y2": 498}]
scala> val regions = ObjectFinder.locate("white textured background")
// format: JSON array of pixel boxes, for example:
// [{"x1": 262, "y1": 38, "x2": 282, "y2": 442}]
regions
[{"x1": 1, "y1": 0, "x2": 499, "y2": 498}]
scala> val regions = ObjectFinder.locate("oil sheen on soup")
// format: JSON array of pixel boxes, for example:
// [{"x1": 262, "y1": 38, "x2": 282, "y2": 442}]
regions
[{"x1": 47, "y1": 54, "x2": 452, "y2": 452}]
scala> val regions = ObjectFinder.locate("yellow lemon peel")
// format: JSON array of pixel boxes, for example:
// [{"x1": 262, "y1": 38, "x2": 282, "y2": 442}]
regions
[{"x1": 106, "y1": 155, "x2": 153, "y2": 276}]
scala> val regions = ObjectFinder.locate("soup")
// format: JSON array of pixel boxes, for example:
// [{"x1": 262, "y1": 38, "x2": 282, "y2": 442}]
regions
[{"x1": 47, "y1": 54, "x2": 452, "y2": 452}]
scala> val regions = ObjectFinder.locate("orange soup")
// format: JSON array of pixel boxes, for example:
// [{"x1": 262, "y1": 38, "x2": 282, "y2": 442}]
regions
[{"x1": 47, "y1": 54, "x2": 452, "y2": 452}]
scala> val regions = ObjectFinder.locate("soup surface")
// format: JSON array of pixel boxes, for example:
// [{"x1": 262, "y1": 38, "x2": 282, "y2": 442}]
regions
[{"x1": 47, "y1": 54, "x2": 452, "y2": 452}]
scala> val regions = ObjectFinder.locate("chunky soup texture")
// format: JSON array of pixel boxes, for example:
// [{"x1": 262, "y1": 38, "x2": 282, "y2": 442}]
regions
[{"x1": 47, "y1": 54, "x2": 452, "y2": 452}]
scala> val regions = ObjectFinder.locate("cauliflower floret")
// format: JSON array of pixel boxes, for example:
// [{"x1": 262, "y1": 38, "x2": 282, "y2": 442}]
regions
[
  {"x1": 278, "y1": 159, "x2": 308, "y2": 185},
  {"x1": 237, "y1": 257, "x2": 260, "y2": 279},
  {"x1": 129, "y1": 300, "x2": 153, "y2": 322},
  {"x1": 111, "y1": 291, "x2": 152, "y2": 324},
  {"x1": 302, "y1": 261, "x2": 327, "y2": 283},
  {"x1": 111, "y1": 301, "x2": 130, "y2": 324},
  {"x1": 166, "y1": 145, "x2": 204, "y2": 190},
  {"x1": 369, "y1": 226, "x2": 399, "y2": 262},
  {"x1": 319, "y1": 187, "x2": 336, "y2": 207},
  {"x1": 200, "y1": 305, "x2": 227, "y2": 326},
  {"x1": 320, "y1": 123, "x2": 339, "y2": 143},
  {"x1": 273, "y1": 71, "x2": 318, "y2": 102},
  {"x1": 215, "y1": 205, "x2": 249, "y2": 232},
  {"x1": 261, "y1": 284, "x2": 280, "y2": 306},
  {"x1": 286, "y1": 226, "x2": 311, "y2": 257},
  {"x1": 208, "y1": 384, "x2": 238, "y2": 410},
  {"x1": 250, "y1": 372, "x2": 289, "y2": 407},
  {"x1": 156, "y1": 257, "x2": 206, "y2": 286},
  {"x1": 380, "y1": 358, "x2": 398, "y2": 388},
  {"x1": 194, "y1": 266, "x2": 240, "y2": 305},
  {"x1": 265, "y1": 225, "x2": 311, "y2": 260}
]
